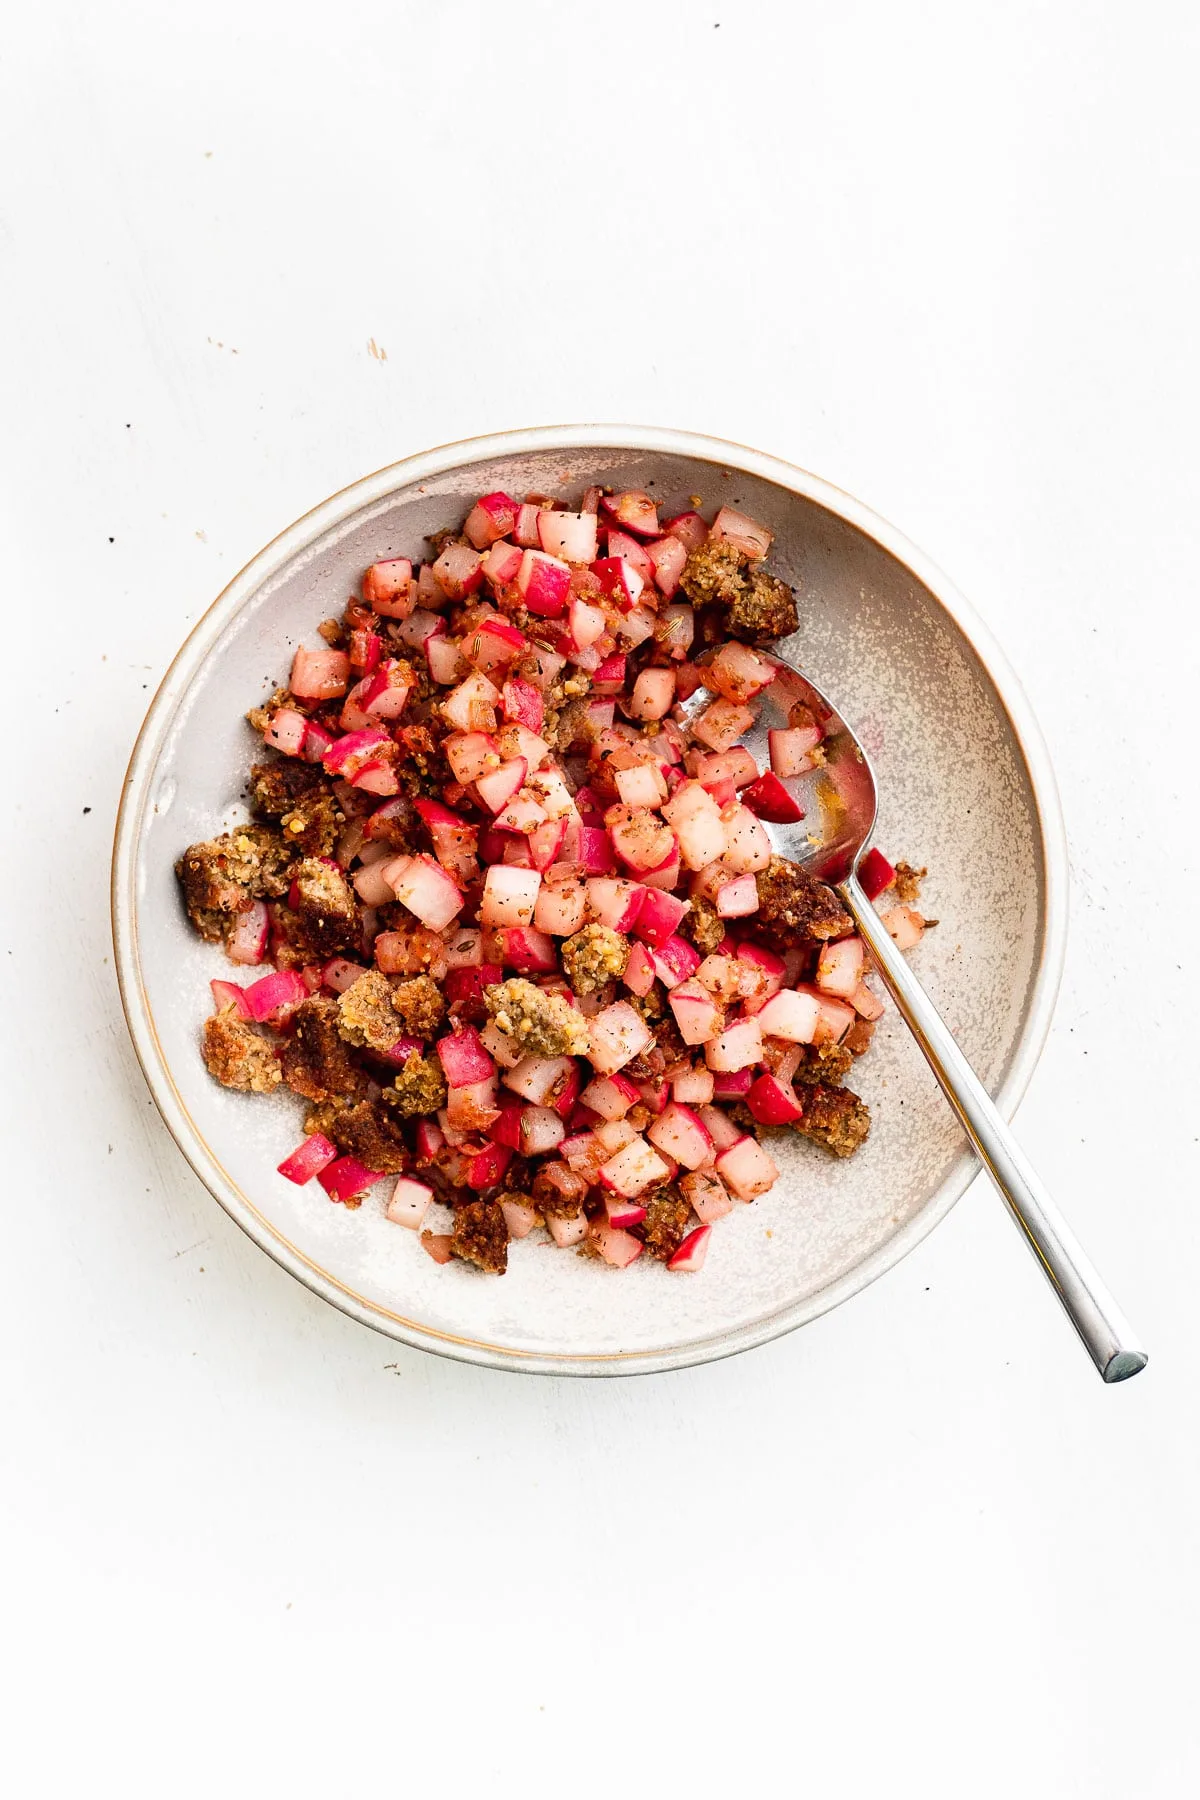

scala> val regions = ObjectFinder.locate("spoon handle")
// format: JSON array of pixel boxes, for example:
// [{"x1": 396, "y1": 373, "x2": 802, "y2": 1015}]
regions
[{"x1": 838, "y1": 874, "x2": 1147, "y2": 1383}]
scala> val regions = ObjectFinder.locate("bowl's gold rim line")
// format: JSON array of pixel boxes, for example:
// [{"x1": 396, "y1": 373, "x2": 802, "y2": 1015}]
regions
[{"x1": 112, "y1": 424, "x2": 1068, "y2": 1376}]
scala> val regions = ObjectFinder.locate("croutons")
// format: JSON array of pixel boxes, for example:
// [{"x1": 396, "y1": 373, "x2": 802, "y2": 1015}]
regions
[
  {"x1": 483, "y1": 978, "x2": 591, "y2": 1058},
  {"x1": 201, "y1": 1010, "x2": 282, "y2": 1093}
]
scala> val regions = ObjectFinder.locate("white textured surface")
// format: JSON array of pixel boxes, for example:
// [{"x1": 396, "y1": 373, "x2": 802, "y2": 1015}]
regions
[{"x1": 2, "y1": 3, "x2": 1197, "y2": 1796}]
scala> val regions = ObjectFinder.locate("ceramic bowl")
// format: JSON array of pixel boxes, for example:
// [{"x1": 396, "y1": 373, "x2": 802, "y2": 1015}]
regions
[{"x1": 112, "y1": 426, "x2": 1067, "y2": 1375}]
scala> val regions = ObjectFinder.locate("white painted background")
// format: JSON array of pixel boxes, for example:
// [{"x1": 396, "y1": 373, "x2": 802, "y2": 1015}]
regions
[{"x1": 2, "y1": 3, "x2": 1197, "y2": 1794}]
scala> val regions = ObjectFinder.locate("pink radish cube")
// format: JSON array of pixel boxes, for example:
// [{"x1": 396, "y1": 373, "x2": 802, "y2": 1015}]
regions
[
  {"x1": 697, "y1": 1105, "x2": 745, "y2": 1152},
  {"x1": 517, "y1": 548, "x2": 571, "y2": 617},
  {"x1": 519, "y1": 1105, "x2": 566, "y2": 1157},
  {"x1": 667, "y1": 979, "x2": 725, "y2": 1046},
  {"x1": 480, "y1": 1021, "x2": 525, "y2": 1069},
  {"x1": 794, "y1": 983, "x2": 857, "y2": 1044},
  {"x1": 585, "y1": 878, "x2": 646, "y2": 932},
  {"x1": 463, "y1": 491, "x2": 520, "y2": 549},
  {"x1": 589, "y1": 1220, "x2": 645, "y2": 1267},
  {"x1": 602, "y1": 489, "x2": 659, "y2": 537},
  {"x1": 754, "y1": 988, "x2": 821, "y2": 1044},
  {"x1": 614, "y1": 762, "x2": 667, "y2": 809},
  {"x1": 546, "y1": 1213, "x2": 589, "y2": 1248},
  {"x1": 851, "y1": 981, "x2": 885, "y2": 1021},
  {"x1": 662, "y1": 781, "x2": 727, "y2": 870},
  {"x1": 432, "y1": 541, "x2": 483, "y2": 599},
  {"x1": 671, "y1": 1065, "x2": 715, "y2": 1106},
  {"x1": 387, "y1": 853, "x2": 465, "y2": 931},
  {"x1": 441, "y1": 670, "x2": 501, "y2": 733},
  {"x1": 436, "y1": 1026, "x2": 496, "y2": 1088},
  {"x1": 691, "y1": 698, "x2": 756, "y2": 753},
  {"x1": 444, "y1": 730, "x2": 501, "y2": 784},
  {"x1": 481, "y1": 865, "x2": 541, "y2": 928},
  {"x1": 720, "y1": 805, "x2": 773, "y2": 873},
  {"x1": 537, "y1": 509, "x2": 599, "y2": 564},
  {"x1": 715, "y1": 1136, "x2": 780, "y2": 1201},
  {"x1": 627, "y1": 668, "x2": 676, "y2": 721},
  {"x1": 481, "y1": 541, "x2": 524, "y2": 589},
  {"x1": 533, "y1": 878, "x2": 588, "y2": 936},
  {"x1": 264, "y1": 707, "x2": 308, "y2": 756},
  {"x1": 502, "y1": 1055, "x2": 576, "y2": 1107},
  {"x1": 500, "y1": 676, "x2": 544, "y2": 732},
  {"x1": 474, "y1": 756, "x2": 528, "y2": 814},
  {"x1": 631, "y1": 888, "x2": 688, "y2": 948},
  {"x1": 715, "y1": 874, "x2": 759, "y2": 918},
  {"x1": 768, "y1": 725, "x2": 822, "y2": 778},
  {"x1": 591, "y1": 556, "x2": 644, "y2": 610},
  {"x1": 816, "y1": 935, "x2": 865, "y2": 998},
  {"x1": 496, "y1": 926, "x2": 558, "y2": 973},
  {"x1": 586, "y1": 1001, "x2": 653, "y2": 1075},
  {"x1": 580, "y1": 1072, "x2": 641, "y2": 1120},
  {"x1": 277, "y1": 1133, "x2": 338, "y2": 1185},
  {"x1": 500, "y1": 1197, "x2": 540, "y2": 1239},
  {"x1": 662, "y1": 510, "x2": 709, "y2": 553},
  {"x1": 622, "y1": 941, "x2": 657, "y2": 997},
  {"x1": 363, "y1": 558, "x2": 414, "y2": 615},
  {"x1": 650, "y1": 935, "x2": 701, "y2": 988},
  {"x1": 746, "y1": 1073, "x2": 804, "y2": 1126},
  {"x1": 647, "y1": 1103, "x2": 713, "y2": 1171},
  {"x1": 290, "y1": 646, "x2": 350, "y2": 700},
  {"x1": 681, "y1": 1170, "x2": 733, "y2": 1224},
  {"x1": 704, "y1": 1017, "x2": 763, "y2": 1071},
  {"x1": 228, "y1": 901, "x2": 269, "y2": 966},
  {"x1": 666, "y1": 1225, "x2": 712, "y2": 1272},
  {"x1": 318, "y1": 1156, "x2": 383, "y2": 1204},
  {"x1": 386, "y1": 1177, "x2": 434, "y2": 1229},
  {"x1": 882, "y1": 905, "x2": 926, "y2": 950},
  {"x1": 603, "y1": 1195, "x2": 649, "y2": 1230},
  {"x1": 599, "y1": 1136, "x2": 671, "y2": 1198},
  {"x1": 709, "y1": 506, "x2": 773, "y2": 559},
  {"x1": 646, "y1": 534, "x2": 688, "y2": 596}
]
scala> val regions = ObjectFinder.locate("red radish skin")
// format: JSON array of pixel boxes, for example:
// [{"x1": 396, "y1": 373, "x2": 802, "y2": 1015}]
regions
[
  {"x1": 463, "y1": 492, "x2": 520, "y2": 549},
  {"x1": 857, "y1": 848, "x2": 897, "y2": 901},
  {"x1": 244, "y1": 969, "x2": 308, "y2": 1024},
  {"x1": 601, "y1": 489, "x2": 659, "y2": 537},
  {"x1": 746, "y1": 1073, "x2": 804, "y2": 1127},
  {"x1": 646, "y1": 1103, "x2": 713, "y2": 1171},
  {"x1": 210, "y1": 978, "x2": 250, "y2": 1017},
  {"x1": 277, "y1": 1134, "x2": 338, "y2": 1185},
  {"x1": 622, "y1": 941, "x2": 657, "y2": 997},
  {"x1": 318, "y1": 1157, "x2": 384, "y2": 1204},
  {"x1": 667, "y1": 1225, "x2": 712, "y2": 1272},
  {"x1": 741, "y1": 770, "x2": 804, "y2": 823}
]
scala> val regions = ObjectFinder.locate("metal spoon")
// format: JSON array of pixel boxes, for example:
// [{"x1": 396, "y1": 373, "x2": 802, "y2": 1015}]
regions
[{"x1": 690, "y1": 660, "x2": 1147, "y2": 1383}]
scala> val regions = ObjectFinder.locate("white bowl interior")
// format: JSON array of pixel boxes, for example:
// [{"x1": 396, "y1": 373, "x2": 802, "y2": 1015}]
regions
[{"x1": 120, "y1": 439, "x2": 1055, "y2": 1371}]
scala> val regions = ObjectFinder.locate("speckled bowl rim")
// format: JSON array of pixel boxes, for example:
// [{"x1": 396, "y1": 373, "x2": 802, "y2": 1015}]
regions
[{"x1": 112, "y1": 424, "x2": 1068, "y2": 1376}]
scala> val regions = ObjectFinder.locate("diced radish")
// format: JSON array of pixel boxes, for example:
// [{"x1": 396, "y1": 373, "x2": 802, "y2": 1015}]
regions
[
  {"x1": 517, "y1": 549, "x2": 571, "y2": 617},
  {"x1": 646, "y1": 534, "x2": 688, "y2": 597},
  {"x1": 514, "y1": 502, "x2": 543, "y2": 547},
  {"x1": 720, "y1": 805, "x2": 773, "y2": 873},
  {"x1": 649, "y1": 935, "x2": 701, "y2": 988},
  {"x1": 668, "y1": 979, "x2": 724, "y2": 1046},
  {"x1": 496, "y1": 926, "x2": 558, "y2": 973},
  {"x1": 603, "y1": 1194, "x2": 649, "y2": 1229},
  {"x1": 436, "y1": 1026, "x2": 496, "y2": 1088},
  {"x1": 586, "y1": 1001, "x2": 653, "y2": 1075},
  {"x1": 704, "y1": 1017, "x2": 763, "y2": 1071},
  {"x1": 816, "y1": 936, "x2": 865, "y2": 998},
  {"x1": 709, "y1": 506, "x2": 773, "y2": 559},
  {"x1": 882, "y1": 905, "x2": 926, "y2": 950},
  {"x1": 378, "y1": 1035, "x2": 422, "y2": 1069},
  {"x1": 653, "y1": 603, "x2": 695, "y2": 660},
  {"x1": 566, "y1": 597, "x2": 607, "y2": 655},
  {"x1": 500, "y1": 677, "x2": 545, "y2": 733},
  {"x1": 580, "y1": 1073, "x2": 641, "y2": 1123},
  {"x1": 577, "y1": 827, "x2": 617, "y2": 875},
  {"x1": 264, "y1": 707, "x2": 308, "y2": 755},
  {"x1": 631, "y1": 889, "x2": 687, "y2": 949},
  {"x1": 533, "y1": 877, "x2": 588, "y2": 936},
  {"x1": 444, "y1": 730, "x2": 501, "y2": 785},
  {"x1": 386, "y1": 1176, "x2": 434, "y2": 1228},
  {"x1": 626, "y1": 667, "x2": 677, "y2": 722},
  {"x1": 228, "y1": 902, "x2": 269, "y2": 966},
  {"x1": 537, "y1": 509, "x2": 599, "y2": 563},
  {"x1": 350, "y1": 762, "x2": 399, "y2": 797},
  {"x1": 461, "y1": 617, "x2": 527, "y2": 677},
  {"x1": 479, "y1": 1021, "x2": 524, "y2": 1070},
  {"x1": 210, "y1": 977, "x2": 250, "y2": 1018},
  {"x1": 421, "y1": 1232, "x2": 455, "y2": 1264},
  {"x1": 386, "y1": 853, "x2": 465, "y2": 931},
  {"x1": 432, "y1": 540, "x2": 483, "y2": 599},
  {"x1": 697, "y1": 1105, "x2": 745, "y2": 1151},
  {"x1": 502, "y1": 1055, "x2": 576, "y2": 1107},
  {"x1": 741, "y1": 770, "x2": 804, "y2": 823},
  {"x1": 480, "y1": 865, "x2": 541, "y2": 928},
  {"x1": 857, "y1": 847, "x2": 897, "y2": 901},
  {"x1": 613, "y1": 762, "x2": 666, "y2": 809},
  {"x1": 519, "y1": 1105, "x2": 565, "y2": 1156},
  {"x1": 604, "y1": 528, "x2": 656, "y2": 583},
  {"x1": 501, "y1": 1197, "x2": 540, "y2": 1239},
  {"x1": 599, "y1": 1136, "x2": 671, "y2": 1198},
  {"x1": 591, "y1": 653, "x2": 628, "y2": 694},
  {"x1": 794, "y1": 982, "x2": 856, "y2": 1044},
  {"x1": 591, "y1": 556, "x2": 644, "y2": 611},
  {"x1": 465, "y1": 1141, "x2": 514, "y2": 1190},
  {"x1": 661, "y1": 510, "x2": 708, "y2": 552},
  {"x1": 290, "y1": 645, "x2": 350, "y2": 701},
  {"x1": 302, "y1": 720, "x2": 335, "y2": 763},
  {"x1": 602, "y1": 489, "x2": 659, "y2": 537},
  {"x1": 546, "y1": 1212, "x2": 589, "y2": 1248},
  {"x1": 647, "y1": 1103, "x2": 713, "y2": 1171},
  {"x1": 494, "y1": 791, "x2": 546, "y2": 835},
  {"x1": 244, "y1": 968, "x2": 308, "y2": 1024},
  {"x1": 768, "y1": 725, "x2": 822, "y2": 778},
  {"x1": 318, "y1": 1156, "x2": 383, "y2": 1204},
  {"x1": 622, "y1": 940, "x2": 657, "y2": 997},
  {"x1": 663, "y1": 780, "x2": 726, "y2": 870},
  {"x1": 667, "y1": 1225, "x2": 712, "y2": 1272},
  {"x1": 715, "y1": 874, "x2": 759, "y2": 918},
  {"x1": 746, "y1": 1073, "x2": 804, "y2": 1126},
  {"x1": 671, "y1": 1064, "x2": 715, "y2": 1106},
  {"x1": 640, "y1": 843, "x2": 683, "y2": 892},
  {"x1": 692, "y1": 697, "x2": 756, "y2": 753},
  {"x1": 277, "y1": 1133, "x2": 338, "y2": 1185},
  {"x1": 463, "y1": 491, "x2": 520, "y2": 549},
  {"x1": 590, "y1": 1220, "x2": 645, "y2": 1267},
  {"x1": 608, "y1": 807, "x2": 676, "y2": 876},
  {"x1": 480, "y1": 540, "x2": 524, "y2": 590},
  {"x1": 851, "y1": 980, "x2": 885, "y2": 1021},
  {"x1": 441, "y1": 670, "x2": 501, "y2": 733},
  {"x1": 426, "y1": 636, "x2": 464, "y2": 685},
  {"x1": 690, "y1": 746, "x2": 760, "y2": 790},
  {"x1": 523, "y1": 768, "x2": 576, "y2": 820},
  {"x1": 613, "y1": 605, "x2": 657, "y2": 648},
  {"x1": 716, "y1": 1136, "x2": 779, "y2": 1200},
  {"x1": 528, "y1": 818, "x2": 568, "y2": 873},
  {"x1": 711, "y1": 1068, "x2": 754, "y2": 1100},
  {"x1": 681, "y1": 1169, "x2": 732, "y2": 1224},
  {"x1": 707, "y1": 642, "x2": 777, "y2": 704},
  {"x1": 352, "y1": 859, "x2": 395, "y2": 905},
  {"x1": 363, "y1": 558, "x2": 414, "y2": 615},
  {"x1": 585, "y1": 877, "x2": 646, "y2": 933},
  {"x1": 753, "y1": 988, "x2": 820, "y2": 1043}
]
